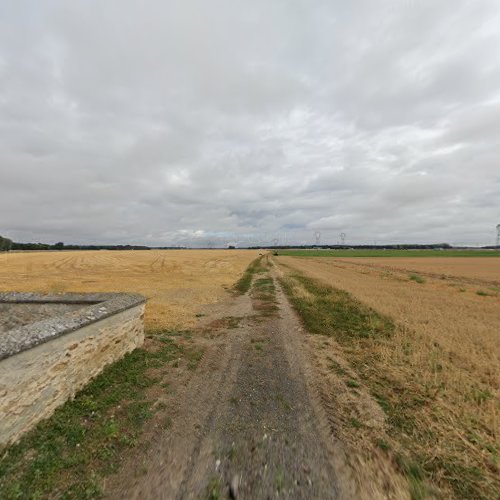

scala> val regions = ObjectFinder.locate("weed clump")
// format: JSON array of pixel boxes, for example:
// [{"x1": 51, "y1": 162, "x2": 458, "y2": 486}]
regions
[{"x1": 409, "y1": 274, "x2": 425, "y2": 284}]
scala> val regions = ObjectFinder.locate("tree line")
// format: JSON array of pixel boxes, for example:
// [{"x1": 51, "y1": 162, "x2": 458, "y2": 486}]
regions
[
  {"x1": 0, "y1": 236, "x2": 192, "y2": 251},
  {"x1": 0, "y1": 237, "x2": 150, "y2": 252}
]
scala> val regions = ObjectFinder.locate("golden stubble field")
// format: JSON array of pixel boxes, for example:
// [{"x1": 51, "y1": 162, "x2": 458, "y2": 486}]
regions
[
  {"x1": 279, "y1": 256, "x2": 500, "y2": 384},
  {"x1": 337, "y1": 256, "x2": 500, "y2": 284},
  {"x1": 0, "y1": 249, "x2": 258, "y2": 331},
  {"x1": 278, "y1": 255, "x2": 500, "y2": 497}
]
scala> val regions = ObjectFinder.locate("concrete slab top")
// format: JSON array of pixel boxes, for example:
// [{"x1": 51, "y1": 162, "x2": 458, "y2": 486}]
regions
[{"x1": 0, "y1": 292, "x2": 146, "y2": 361}]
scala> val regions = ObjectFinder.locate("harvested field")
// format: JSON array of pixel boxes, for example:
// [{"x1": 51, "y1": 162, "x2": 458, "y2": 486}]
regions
[
  {"x1": 278, "y1": 249, "x2": 500, "y2": 258},
  {"x1": 0, "y1": 250, "x2": 258, "y2": 331},
  {"x1": 2, "y1": 253, "x2": 388, "y2": 499},
  {"x1": 1, "y1": 250, "x2": 497, "y2": 498},
  {"x1": 278, "y1": 257, "x2": 500, "y2": 368},
  {"x1": 335, "y1": 256, "x2": 500, "y2": 285},
  {"x1": 277, "y1": 255, "x2": 500, "y2": 498}
]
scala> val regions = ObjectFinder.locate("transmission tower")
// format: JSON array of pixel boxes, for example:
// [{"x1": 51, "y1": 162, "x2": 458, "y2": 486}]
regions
[
  {"x1": 340, "y1": 232, "x2": 346, "y2": 245},
  {"x1": 314, "y1": 231, "x2": 321, "y2": 246},
  {"x1": 496, "y1": 224, "x2": 500, "y2": 247}
]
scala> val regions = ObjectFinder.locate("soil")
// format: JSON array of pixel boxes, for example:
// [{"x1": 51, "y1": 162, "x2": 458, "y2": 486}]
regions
[{"x1": 103, "y1": 263, "x2": 406, "y2": 499}]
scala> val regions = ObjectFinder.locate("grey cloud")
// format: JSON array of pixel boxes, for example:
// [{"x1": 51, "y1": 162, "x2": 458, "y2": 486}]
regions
[{"x1": 1, "y1": 0, "x2": 500, "y2": 247}]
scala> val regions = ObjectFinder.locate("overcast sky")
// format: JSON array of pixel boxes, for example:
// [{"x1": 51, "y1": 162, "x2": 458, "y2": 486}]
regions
[{"x1": 1, "y1": 1, "x2": 500, "y2": 247}]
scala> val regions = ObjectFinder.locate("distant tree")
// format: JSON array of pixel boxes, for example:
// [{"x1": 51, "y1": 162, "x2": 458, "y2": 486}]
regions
[
  {"x1": 54, "y1": 242, "x2": 64, "y2": 250},
  {"x1": 0, "y1": 235, "x2": 13, "y2": 251}
]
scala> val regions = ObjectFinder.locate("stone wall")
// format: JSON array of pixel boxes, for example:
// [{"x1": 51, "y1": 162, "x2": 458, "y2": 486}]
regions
[{"x1": 0, "y1": 302, "x2": 145, "y2": 446}]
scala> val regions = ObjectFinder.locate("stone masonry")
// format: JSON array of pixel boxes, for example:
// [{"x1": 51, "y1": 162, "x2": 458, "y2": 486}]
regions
[{"x1": 0, "y1": 292, "x2": 146, "y2": 446}]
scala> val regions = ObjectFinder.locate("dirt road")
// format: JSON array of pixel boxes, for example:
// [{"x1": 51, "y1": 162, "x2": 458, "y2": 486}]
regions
[{"x1": 104, "y1": 262, "x2": 350, "y2": 499}]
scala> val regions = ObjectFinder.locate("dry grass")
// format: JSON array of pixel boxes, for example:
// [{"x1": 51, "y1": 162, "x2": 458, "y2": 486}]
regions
[
  {"x1": 278, "y1": 256, "x2": 499, "y2": 499},
  {"x1": 0, "y1": 249, "x2": 258, "y2": 331},
  {"x1": 336, "y1": 256, "x2": 500, "y2": 284}
]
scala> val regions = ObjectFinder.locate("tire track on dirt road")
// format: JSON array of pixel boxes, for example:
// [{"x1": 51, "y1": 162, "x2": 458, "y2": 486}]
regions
[{"x1": 105, "y1": 263, "x2": 379, "y2": 499}]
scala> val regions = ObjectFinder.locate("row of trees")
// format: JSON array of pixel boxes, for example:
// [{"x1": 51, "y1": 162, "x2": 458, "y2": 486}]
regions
[
  {"x1": 10, "y1": 242, "x2": 151, "y2": 251},
  {"x1": 0, "y1": 235, "x2": 13, "y2": 251},
  {"x1": 0, "y1": 237, "x2": 187, "y2": 251}
]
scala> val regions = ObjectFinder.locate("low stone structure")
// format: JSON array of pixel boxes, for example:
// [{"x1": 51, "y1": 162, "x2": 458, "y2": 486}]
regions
[{"x1": 0, "y1": 292, "x2": 146, "y2": 446}]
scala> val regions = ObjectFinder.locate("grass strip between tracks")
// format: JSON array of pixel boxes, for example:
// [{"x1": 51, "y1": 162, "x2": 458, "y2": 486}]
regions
[{"x1": 234, "y1": 255, "x2": 267, "y2": 294}]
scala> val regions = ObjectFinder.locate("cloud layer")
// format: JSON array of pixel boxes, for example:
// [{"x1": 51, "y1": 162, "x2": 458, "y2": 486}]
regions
[{"x1": 1, "y1": 0, "x2": 500, "y2": 246}]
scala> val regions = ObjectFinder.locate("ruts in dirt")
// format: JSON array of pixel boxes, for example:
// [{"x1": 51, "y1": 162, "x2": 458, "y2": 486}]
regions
[{"x1": 105, "y1": 268, "x2": 343, "y2": 499}]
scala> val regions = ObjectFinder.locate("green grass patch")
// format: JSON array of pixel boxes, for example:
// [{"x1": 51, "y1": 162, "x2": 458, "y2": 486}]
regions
[
  {"x1": 207, "y1": 476, "x2": 221, "y2": 500},
  {"x1": 395, "y1": 455, "x2": 429, "y2": 500},
  {"x1": 186, "y1": 348, "x2": 204, "y2": 370},
  {"x1": 278, "y1": 249, "x2": 500, "y2": 258},
  {"x1": 350, "y1": 417, "x2": 362, "y2": 429},
  {"x1": 275, "y1": 468, "x2": 285, "y2": 492},
  {"x1": 253, "y1": 277, "x2": 274, "y2": 289},
  {"x1": 376, "y1": 439, "x2": 391, "y2": 452},
  {"x1": 251, "y1": 275, "x2": 279, "y2": 316},
  {"x1": 346, "y1": 379, "x2": 360, "y2": 388},
  {"x1": 279, "y1": 272, "x2": 395, "y2": 343},
  {"x1": 0, "y1": 332, "x2": 183, "y2": 498},
  {"x1": 373, "y1": 392, "x2": 392, "y2": 413},
  {"x1": 409, "y1": 274, "x2": 426, "y2": 284},
  {"x1": 252, "y1": 277, "x2": 276, "y2": 302},
  {"x1": 250, "y1": 337, "x2": 271, "y2": 352},
  {"x1": 233, "y1": 256, "x2": 266, "y2": 294}
]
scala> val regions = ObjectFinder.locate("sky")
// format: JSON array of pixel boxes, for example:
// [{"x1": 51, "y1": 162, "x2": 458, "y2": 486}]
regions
[{"x1": 1, "y1": 0, "x2": 500, "y2": 247}]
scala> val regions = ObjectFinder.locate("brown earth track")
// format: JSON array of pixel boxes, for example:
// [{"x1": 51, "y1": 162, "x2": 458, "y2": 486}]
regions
[
  {"x1": 103, "y1": 264, "x2": 409, "y2": 499},
  {"x1": 175, "y1": 278, "x2": 341, "y2": 499},
  {"x1": 103, "y1": 275, "x2": 341, "y2": 499},
  {"x1": 103, "y1": 294, "x2": 254, "y2": 499}
]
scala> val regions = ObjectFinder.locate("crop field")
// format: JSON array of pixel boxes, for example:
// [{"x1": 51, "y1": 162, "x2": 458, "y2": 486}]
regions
[
  {"x1": 277, "y1": 254, "x2": 500, "y2": 498},
  {"x1": 332, "y1": 256, "x2": 500, "y2": 284},
  {"x1": 0, "y1": 249, "x2": 258, "y2": 497},
  {"x1": 278, "y1": 248, "x2": 500, "y2": 258},
  {"x1": 1, "y1": 249, "x2": 498, "y2": 498},
  {"x1": 0, "y1": 249, "x2": 258, "y2": 331}
]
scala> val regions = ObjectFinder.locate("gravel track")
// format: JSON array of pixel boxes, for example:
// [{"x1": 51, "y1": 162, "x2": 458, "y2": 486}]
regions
[{"x1": 105, "y1": 268, "x2": 350, "y2": 499}]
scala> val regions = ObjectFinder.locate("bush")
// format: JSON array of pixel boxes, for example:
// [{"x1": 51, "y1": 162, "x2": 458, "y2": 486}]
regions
[{"x1": 0, "y1": 235, "x2": 13, "y2": 251}]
